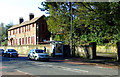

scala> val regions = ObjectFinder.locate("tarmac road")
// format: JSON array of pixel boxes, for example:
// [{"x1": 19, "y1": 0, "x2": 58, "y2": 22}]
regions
[{"x1": 1, "y1": 55, "x2": 119, "y2": 77}]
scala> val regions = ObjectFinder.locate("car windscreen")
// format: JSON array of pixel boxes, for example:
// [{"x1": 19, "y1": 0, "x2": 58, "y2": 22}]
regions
[
  {"x1": 35, "y1": 50, "x2": 44, "y2": 53},
  {"x1": 8, "y1": 49, "x2": 16, "y2": 52},
  {"x1": 0, "y1": 49, "x2": 4, "y2": 51}
]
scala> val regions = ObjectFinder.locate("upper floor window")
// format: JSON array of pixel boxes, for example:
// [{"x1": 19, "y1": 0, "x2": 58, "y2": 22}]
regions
[
  {"x1": 16, "y1": 29, "x2": 17, "y2": 34},
  {"x1": 25, "y1": 26, "x2": 26, "y2": 32},
  {"x1": 13, "y1": 30, "x2": 15, "y2": 35},
  {"x1": 32, "y1": 24, "x2": 34, "y2": 27},
  {"x1": 27, "y1": 25, "x2": 29, "y2": 31},
  {"x1": 22, "y1": 27, "x2": 24, "y2": 32},
  {"x1": 29, "y1": 25, "x2": 30, "y2": 31},
  {"x1": 19, "y1": 28, "x2": 21, "y2": 33},
  {"x1": 10, "y1": 31, "x2": 11, "y2": 35}
]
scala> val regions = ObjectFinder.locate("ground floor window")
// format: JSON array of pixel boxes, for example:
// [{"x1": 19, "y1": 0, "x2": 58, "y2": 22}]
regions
[
  {"x1": 26, "y1": 37, "x2": 27, "y2": 44},
  {"x1": 31, "y1": 36, "x2": 35, "y2": 45},
  {"x1": 28, "y1": 37, "x2": 30, "y2": 44},
  {"x1": 19, "y1": 38, "x2": 21, "y2": 45},
  {"x1": 22, "y1": 38, "x2": 24, "y2": 44},
  {"x1": 16, "y1": 39, "x2": 17, "y2": 45}
]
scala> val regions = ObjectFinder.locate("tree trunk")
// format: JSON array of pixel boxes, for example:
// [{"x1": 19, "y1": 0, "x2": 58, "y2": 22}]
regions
[
  {"x1": 116, "y1": 42, "x2": 120, "y2": 61},
  {"x1": 90, "y1": 42, "x2": 96, "y2": 59}
]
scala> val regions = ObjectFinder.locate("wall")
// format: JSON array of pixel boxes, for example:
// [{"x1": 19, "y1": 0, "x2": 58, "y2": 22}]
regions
[
  {"x1": 75, "y1": 45, "x2": 92, "y2": 58},
  {"x1": 0, "y1": 44, "x2": 52, "y2": 56},
  {"x1": 97, "y1": 45, "x2": 117, "y2": 53},
  {"x1": 75, "y1": 45, "x2": 117, "y2": 58}
]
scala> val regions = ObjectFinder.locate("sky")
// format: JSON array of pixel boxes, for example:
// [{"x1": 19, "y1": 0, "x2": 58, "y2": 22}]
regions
[{"x1": 0, "y1": 0, "x2": 47, "y2": 25}]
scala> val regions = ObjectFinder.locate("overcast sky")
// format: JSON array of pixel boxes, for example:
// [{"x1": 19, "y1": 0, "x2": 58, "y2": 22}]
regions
[{"x1": 0, "y1": 0, "x2": 47, "y2": 25}]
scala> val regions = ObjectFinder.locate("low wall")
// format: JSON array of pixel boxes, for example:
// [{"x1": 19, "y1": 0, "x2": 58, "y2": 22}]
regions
[
  {"x1": 0, "y1": 44, "x2": 52, "y2": 56},
  {"x1": 75, "y1": 45, "x2": 117, "y2": 58},
  {"x1": 75, "y1": 45, "x2": 92, "y2": 58},
  {"x1": 97, "y1": 45, "x2": 117, "y2": 53}
]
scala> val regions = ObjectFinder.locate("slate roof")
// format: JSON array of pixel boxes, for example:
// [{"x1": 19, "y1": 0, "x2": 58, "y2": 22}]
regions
[{"x1": 8, "y1": 15, "x2": 44, "y2": 30}]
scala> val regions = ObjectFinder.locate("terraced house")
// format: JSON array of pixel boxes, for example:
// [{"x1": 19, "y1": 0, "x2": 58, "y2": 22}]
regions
[{"x1": 8, "y1": 14, "x2": 51, "y2": 46}]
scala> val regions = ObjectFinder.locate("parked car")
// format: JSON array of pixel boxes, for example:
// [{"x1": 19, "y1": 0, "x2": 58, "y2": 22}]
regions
[
  {"x1": 28, "y1": 49, "x2": 49, "y2": 61},
  {"x1": 0, "y1": 49, "x2": 4, "y2": 56},
  {"x1": 3, "y1": 49, "x2": 19, "y2": 57}
]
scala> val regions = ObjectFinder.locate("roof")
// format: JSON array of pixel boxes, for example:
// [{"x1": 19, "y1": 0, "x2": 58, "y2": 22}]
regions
[{"x1": 8, "y1": 15, "x2": 44, "y2": 30}]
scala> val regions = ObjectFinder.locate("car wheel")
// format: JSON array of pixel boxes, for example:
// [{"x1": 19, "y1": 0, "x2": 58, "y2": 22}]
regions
[
  {"x1": 34, "y1": 56, "x2": 38, "y2": 61},
  {"x1": 46, "y1": 58, "x2": 49, "y2": 62},
  {"x1": 28, "y1": 56, "x2": 31, "y2": 60}
]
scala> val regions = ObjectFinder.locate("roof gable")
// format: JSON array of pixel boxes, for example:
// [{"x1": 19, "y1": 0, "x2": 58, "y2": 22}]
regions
[{"x1": 8, "y1": 15, "x2": 45, "y2": 30}]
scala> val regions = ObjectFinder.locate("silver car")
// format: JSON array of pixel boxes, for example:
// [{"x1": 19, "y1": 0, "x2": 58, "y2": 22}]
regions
[{"x1": 28, "y1": 49, "x2": 49, "y2": 61}]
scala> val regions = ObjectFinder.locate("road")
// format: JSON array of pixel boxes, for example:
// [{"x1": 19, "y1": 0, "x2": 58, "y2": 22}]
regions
[{"x1": 1, "y1": 56, "x2": 119, "y2": 77}]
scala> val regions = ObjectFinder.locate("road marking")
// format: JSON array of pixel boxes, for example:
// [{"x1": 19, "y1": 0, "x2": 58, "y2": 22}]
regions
[
  {"x1": 16, "y1": 69, "x2": 33, "y2": 75},
  {"x1": 72, "y1": 69, "x2": 89, "y2": 72},
  {"x1": 95, "y1": 66, "x2": 104, "y2": 68},
  {"x1": 54, "y1": 66, "x2": 88, "y2": 73},
  {"x1": 0, "y1": 66, "x2": 8, "y2": 69},
  {"x1": 31, "y1": 62, "x2": 89, "y2": 73}
]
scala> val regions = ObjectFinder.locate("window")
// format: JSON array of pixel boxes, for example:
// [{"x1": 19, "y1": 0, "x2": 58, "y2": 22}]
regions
[
  {"x1": 19, "y1": 38, "x2": 21, "y2": 45},
  {"x1": 27, "y1": 25, "x2": 29, "y2": 31},
  {"x1": 22, "y1": 38, "x2": 24, "y2": 44},
  {"x1": 10, "y1": 31, "x2": 11, "y2": 35},
  {"x1": 31, "y1": 36, "x2": 35, "y2": 44},
  {"x1": 13, "y1": 39, "x2": 15, "y2": 45},
  {"x1": 13, "y1": 30, "x2": 14, "y2": 34},
  {"x1": 32, "y1": 24, "x2": 34, "y2": 27},
  {"x1": 26, "y1": 37, "x2": 27, "y2": 44},
  {"x1": 22, "y1": 27, "x2": 24, "y2": 32},
  {"x1": 28, "y1": 37, "x2": 30, "y2": 44},
  {"x1": 16, "y1": 29, "x2": 17, "y2": 34},
  {"x1": 19, "y1": 28, "x2": 21, "y2": 33},
  {"x1": 25, "y1": 26, "x2": 26, "y2": 32},
  {"x1": 29, "y1": 25, "x2": 30, "y2": 31},
  {"x1": 16, "y1": 39, "x2": 17, "y2": 45}
]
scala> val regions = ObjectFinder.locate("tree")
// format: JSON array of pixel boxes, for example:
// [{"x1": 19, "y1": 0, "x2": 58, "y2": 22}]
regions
[
  {"x1": 40, "y1": 2, "x2": 120, "y2": 58},
  {"x1": 39, "y1": 2, "x2": 73, "y2": 45},
  {"x1": 0, "y1": 23, "x2": 13, "y2": 46}
]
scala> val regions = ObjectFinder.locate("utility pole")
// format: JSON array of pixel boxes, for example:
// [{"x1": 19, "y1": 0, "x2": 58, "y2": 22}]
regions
[
  {"x1": 37, "y1": 25, "x2": 39, "y2": 45},
  {"x1": 70, "y1": 2, "x2": 72, "y2": 57}
]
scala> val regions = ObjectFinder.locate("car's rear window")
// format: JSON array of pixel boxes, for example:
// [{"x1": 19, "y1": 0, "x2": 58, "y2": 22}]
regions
[
  {"x1": 8, "y1": 49, "x2": 16, "y2": 52},
  {"x1": 35, "y1": 50, "x2": 44, "y2": 53}
]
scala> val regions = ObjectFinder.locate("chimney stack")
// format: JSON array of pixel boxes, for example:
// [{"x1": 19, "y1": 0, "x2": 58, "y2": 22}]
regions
[
  {"x1": 29, "y1": 13, "x2": 34, "y2": 20},
  {"x1": 19, "y1": 17, "x2": 24, "y2": 24}
]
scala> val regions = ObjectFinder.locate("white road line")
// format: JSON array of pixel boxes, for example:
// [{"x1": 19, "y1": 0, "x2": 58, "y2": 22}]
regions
[
  {"x1": 15, "y1": 69, "x2": 33, "y2": 75},
  {"x1": 35, "y1": 63, "x2": 89, "y2": 73},
  {"x1": 72, "y1": 69, "x2": 89, "y2": 72},
  {"x1": 54, "y1": 66, "x2": 88, "y2": 73},
  {"x1": 95, "y1": 66, "x2": 104, "y2": 68}
]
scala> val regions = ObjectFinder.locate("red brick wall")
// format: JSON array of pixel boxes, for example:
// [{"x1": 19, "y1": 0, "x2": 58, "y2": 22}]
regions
[{"x1": 8, "y1": 16, "x2": 50, "y2": 46}]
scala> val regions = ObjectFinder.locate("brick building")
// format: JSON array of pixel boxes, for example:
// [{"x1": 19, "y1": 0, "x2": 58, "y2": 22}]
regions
[{"x1": 8, "y1": 14, "x2": 51, "y2": 46}]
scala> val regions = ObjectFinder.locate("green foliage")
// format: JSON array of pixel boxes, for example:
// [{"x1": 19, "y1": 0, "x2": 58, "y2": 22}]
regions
[
  {"x1": 40, "y1": 2, "x2": 120, "y2": 45},
  {"x1": 0, "y1": 23, "x2": 13, "y2": 46}
]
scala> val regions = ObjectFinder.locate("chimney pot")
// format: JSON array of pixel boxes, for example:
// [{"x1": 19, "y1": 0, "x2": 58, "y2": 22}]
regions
[
  {"x1": 19, "y1": 17, "x2": 24, "y2": 24},
  {"x1": 29, "y1": 13, "x2": 34, "y2": 20}
]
